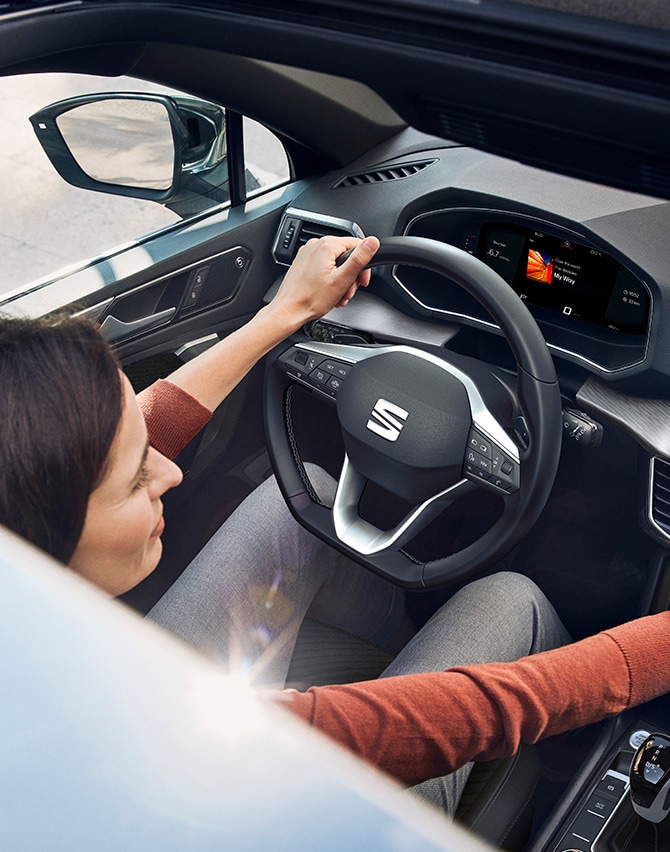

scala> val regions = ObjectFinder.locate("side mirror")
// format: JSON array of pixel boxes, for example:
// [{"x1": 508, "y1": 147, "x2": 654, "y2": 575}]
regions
[{"x1": 30, "y1": 92, "x2": 230, "y2": 215}]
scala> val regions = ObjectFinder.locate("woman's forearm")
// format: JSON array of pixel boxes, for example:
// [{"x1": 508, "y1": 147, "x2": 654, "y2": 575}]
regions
[
  {"x1": 276, "y1": 611, "x2": 670, "y2": 787},
  {"x1": 160, "y1": 236, "x2": 378, "y2": 413}
]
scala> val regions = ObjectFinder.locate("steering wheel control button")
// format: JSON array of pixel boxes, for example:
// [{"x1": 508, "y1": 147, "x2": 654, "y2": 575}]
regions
[
  {"x1": 465, "y1": 429, "x2": 519, "y2": 493},
  {"x1": 310, "y1": 367, "x2": 330, "y2": 386},
  {"x1": 279, "y1": 347, "x2": 357, "y2": 401},
  {"x1": 467, "y1": 431, "x2": 492, "y2": 458},
  {"x1": 466, "y1": 464, "x2": 492, "y2": 483},
  {"x1": 321, "y1": 359, "x2": 351, "y2": 379}
]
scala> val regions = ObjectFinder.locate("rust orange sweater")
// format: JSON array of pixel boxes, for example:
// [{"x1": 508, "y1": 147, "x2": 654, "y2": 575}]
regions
[
  {"x1": 139, "y1": 379, "x2": 670, "y2": 788},
  {"x1": 277, "y1": 612, "x2": 670, "y2": 786}
]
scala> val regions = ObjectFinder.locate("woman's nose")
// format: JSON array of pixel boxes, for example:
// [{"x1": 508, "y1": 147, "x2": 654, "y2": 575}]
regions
[{"x1": 150, "y1": 447, "x2": 183, "y2": 496}]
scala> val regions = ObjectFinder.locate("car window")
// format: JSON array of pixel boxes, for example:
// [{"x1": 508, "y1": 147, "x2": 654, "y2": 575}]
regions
[
  {"x1": 244, "y1": 115, "x2": 291, "y2": 198},
  {"x1": 0, "y1": 73, "x2": 290, "y2": 297}
]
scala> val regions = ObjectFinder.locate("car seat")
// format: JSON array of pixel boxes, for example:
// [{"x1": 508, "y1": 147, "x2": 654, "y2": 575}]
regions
[{"x1": 286, "y1": 618, "x2": 540, "y2": 851}]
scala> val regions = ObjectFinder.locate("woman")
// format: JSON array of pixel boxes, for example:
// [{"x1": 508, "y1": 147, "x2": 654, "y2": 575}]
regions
[
  {"x1": 1, "y1": 235, "x2": 667, "y2": 814},
  {"x1": 1, "y1": 237, "x2": 408, "y2": 675}
]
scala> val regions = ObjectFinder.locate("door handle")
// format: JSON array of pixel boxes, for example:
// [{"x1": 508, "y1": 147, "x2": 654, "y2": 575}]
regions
[{"x1": 100, "y1": 307, "x2": 176, "y2": 341}]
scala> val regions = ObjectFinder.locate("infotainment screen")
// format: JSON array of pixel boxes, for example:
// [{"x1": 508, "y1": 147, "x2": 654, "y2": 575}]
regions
[{"x1": 477, "y1": 224, "x2": 649, "y2": 335}]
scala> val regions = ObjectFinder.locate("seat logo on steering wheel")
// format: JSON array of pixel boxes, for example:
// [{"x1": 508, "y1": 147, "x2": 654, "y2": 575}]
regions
[{"x1": 366, "y1": 398, "x2": 409, "y2": 442}]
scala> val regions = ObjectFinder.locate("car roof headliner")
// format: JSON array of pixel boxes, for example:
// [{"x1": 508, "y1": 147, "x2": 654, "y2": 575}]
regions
[{"x1": 0, "y1": 0, "x2": 669, "y2": 197}]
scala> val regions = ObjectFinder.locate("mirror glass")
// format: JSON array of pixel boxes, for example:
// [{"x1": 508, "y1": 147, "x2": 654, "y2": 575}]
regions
[{"x1": 56, "y1": 98, "x2": 175, "y2": 190}]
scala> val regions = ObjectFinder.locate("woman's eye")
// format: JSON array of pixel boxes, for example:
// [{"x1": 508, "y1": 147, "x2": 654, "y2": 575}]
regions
[{"x1": 133, "y1": 465, "x2": 151, "y2": 491}]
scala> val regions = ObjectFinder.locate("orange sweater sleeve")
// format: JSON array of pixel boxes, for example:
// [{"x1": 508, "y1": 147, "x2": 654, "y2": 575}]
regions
[
  {"x1": 137, "y1": 379, "x2": 213, "y2": 460},
  {"x1": 276, "y1": 611, "x2": 670, "y2": 787}
]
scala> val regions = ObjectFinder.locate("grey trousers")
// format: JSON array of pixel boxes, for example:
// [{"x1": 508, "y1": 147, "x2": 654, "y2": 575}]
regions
[
  {"x1": 382, "y1": 569, "x2": 571, "y2": 813},
  {"x1": 148, "y1": 467, "x2": 406, "y2": 686},
  {"x1": 148, "y1": 468, "x2": 570, "y2": 813}
]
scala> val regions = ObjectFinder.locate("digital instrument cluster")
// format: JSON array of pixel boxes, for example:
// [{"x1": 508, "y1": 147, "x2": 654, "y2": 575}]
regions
[{"x1": 477, "y1": 224, "x2": 650, "y2": 335}]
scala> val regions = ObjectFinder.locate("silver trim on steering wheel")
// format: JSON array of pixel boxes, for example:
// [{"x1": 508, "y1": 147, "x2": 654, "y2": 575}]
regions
[{"x1": 333, "y1": 455, "x2": 472, "y2": 555}]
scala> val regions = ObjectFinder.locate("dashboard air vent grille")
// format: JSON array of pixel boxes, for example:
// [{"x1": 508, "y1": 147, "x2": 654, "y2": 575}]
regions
[
  {"x1": 651, "y1": 458, "x2": 670, "y2": 539},
  {"x1": 333, "y1": 159, "x2": 437, "y2": 189}
]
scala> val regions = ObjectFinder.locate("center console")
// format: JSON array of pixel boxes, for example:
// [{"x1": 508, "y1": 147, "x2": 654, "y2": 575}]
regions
[{"x1": 529, "y1": 695, "x2": 670, "y2": 851}]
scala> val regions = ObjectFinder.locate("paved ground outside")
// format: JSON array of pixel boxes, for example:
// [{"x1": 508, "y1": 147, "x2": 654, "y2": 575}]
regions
[
  {"x1": 0, "y1": 73, "x2": 181, "y2": 297},
  {"x1": 0, "y1": 72, "x2": 287, "y2": 299}
]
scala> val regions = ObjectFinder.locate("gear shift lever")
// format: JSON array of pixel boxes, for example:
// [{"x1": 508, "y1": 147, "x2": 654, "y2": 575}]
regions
[{"x1": 629, "y1": 733, "x2": 670, "y2": 824}]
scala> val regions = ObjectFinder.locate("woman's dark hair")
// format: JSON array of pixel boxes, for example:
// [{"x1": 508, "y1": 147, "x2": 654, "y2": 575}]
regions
[{"x1": 0, "y1": 314, "x2": 123, "y2": 563}]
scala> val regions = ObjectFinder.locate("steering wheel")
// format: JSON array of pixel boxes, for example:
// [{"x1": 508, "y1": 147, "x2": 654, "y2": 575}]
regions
[{"x1": 264, "y1": 236, "x2": 562, "y2": 588}]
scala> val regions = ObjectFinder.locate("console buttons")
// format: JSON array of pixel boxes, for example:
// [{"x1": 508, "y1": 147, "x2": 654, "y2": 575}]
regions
[
  {"x1": 595, "y1": 775, "x2": 627, "y2": 800},
  {"x1": 294, "y1": 350, "x2": 308, "y2": 365},
  {"x1": 629, "y1": 729, "x2": 651, "y2": 750},
  {"x1": 554, "y1": 771, "x2": 629, "y2": 852},
  {"x1": 570, "y1": 809, "x2": 607, "y2": 843},
  {"x1": 583, "y1": 792, "x2": 617, "y2": 820}
]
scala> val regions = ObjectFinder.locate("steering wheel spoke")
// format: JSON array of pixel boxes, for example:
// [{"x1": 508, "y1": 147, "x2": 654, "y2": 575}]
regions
[{"x1": 333, "y1": 454, "x2": 477, "y2": 556}]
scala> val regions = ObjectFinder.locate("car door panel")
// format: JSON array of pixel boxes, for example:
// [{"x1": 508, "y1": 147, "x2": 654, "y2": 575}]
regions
[{"x1": 0, "y1": 183, "x2": 307, "y2": 612}]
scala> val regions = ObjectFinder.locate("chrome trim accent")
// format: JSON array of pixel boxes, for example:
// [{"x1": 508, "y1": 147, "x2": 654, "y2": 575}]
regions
[
  {"x1": 393, "y1": 209, "x2": 652, "y2": 375},
  {"x1": 332, "y1": 454, "x2": 469, "y2": 555},
  {"x1": 391, "y1": 265, "x2": 652, "y2": 375},
  {"x1": 73, "y1": 298, "x2": 113, "y2": 323},
  {"x1": 0, "y1": 2, "x2": 81, "y2": 22},
  {"x1": 272, "y1": 207, "x2": 364, "y2": 265},
  {"x1": 294, "y1": 340, "x2": 519, "y2": 461},
  {"x1": 175, "y1": 333, "x2": 219, "y2": 360}
]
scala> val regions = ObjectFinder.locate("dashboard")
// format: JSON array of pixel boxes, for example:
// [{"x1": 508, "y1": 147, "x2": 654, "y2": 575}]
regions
[{"x1": 275, "y1": 140, "x2": 670, "y2": 388}]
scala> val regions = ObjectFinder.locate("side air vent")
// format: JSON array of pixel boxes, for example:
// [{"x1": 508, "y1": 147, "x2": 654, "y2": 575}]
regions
[
  {"x1": 333, "y1": 159, "x2": 437, "y2": 189},
  {"x1": 273, "y1": 208, "x2": 364, "y2": 265},
  {"x1": 650, "y1": 458, "x2": 670, "y2": 540}
]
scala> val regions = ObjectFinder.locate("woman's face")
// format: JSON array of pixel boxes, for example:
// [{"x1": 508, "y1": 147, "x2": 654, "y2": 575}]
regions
[{"x1": 69, "y1": 374, "x2": 183, "y2": 595}]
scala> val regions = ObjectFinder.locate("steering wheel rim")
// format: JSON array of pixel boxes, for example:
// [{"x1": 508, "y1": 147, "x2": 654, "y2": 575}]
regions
[{"x1": 264, "y1": 236, "x2": 562, "y2": 588}]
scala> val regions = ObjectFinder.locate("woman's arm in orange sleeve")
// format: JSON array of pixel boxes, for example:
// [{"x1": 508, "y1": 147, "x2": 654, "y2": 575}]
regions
[
  {"x1": 137, "y1": 379, "x2": 212, "y2": 460},
  {"x1": 275, "y1": 611, "x2": 670, "y2": 788}
]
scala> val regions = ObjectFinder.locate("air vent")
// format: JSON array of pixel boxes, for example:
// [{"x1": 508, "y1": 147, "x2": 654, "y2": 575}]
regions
[
  {"x1": 424, "y1": 103, "x2": 487, "y2": 149},
  {"x1": 333, "y1": 159, "x2": 437, "y2": 189},
  {"x1": 639, "y1": 164, "x2": 670, "y2": 200},
  {"x1": 273, "y1": 208, "x2": 364, "y2": 265},
  {"x1": 650, "y1": 458, "x2": 670, "y2": 540}
]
